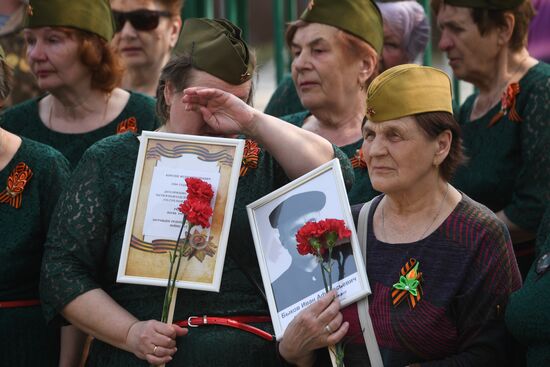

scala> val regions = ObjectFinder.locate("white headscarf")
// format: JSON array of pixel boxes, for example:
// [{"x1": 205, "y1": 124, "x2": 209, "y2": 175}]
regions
[{"x1": 377, "y1": 1, "x2": 430, "y2": 62}]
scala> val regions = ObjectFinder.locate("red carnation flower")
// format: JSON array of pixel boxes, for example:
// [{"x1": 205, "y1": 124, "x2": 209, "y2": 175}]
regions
[
  {"x1": 296, "y1": 222, "x2": 319, "y2": 255},
  {"x1": 178, "y1": 198, "x2": 213, "y2": 228},
  {"x1": 315, "y1": 220, "x2": 330, "y2": 237},
  {"x1": 295, "y1": 219, "x2": 351, "y2": 258},
  {"x1": 323, "y1": 219, "x2": 351, "y2": 240},
  {"x1": 185, "y1": 177, "x2": 214, "y2": 203}
]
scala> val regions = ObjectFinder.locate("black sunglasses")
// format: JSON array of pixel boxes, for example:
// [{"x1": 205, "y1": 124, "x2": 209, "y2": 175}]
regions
[{"x1": 113, "y1": 9, "x2": 172, "y2": 32}]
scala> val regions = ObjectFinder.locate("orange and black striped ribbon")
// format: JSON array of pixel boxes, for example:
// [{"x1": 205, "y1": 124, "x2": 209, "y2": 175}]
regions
[
  {"x1": 116, "y1": 117, "x2": 138, "y2": 134},
  {"x1": 0, "y1": 162, "x2": 33, "y2": 209},
  {"x1": 488, "y1": 83, "x2": 522, "y2": 127},
  {"x1": 146, "y1": 143, "x2": 234, "y2": 166},
  {"x1": 350, "y1": 149, "x2": 367, "y2": 169},
  {"x1": 240, "y1": 139, "x2": 260, "y2": 176},
  {"x1": 391, "y1": 258, "x2": 423, "y2": 309}
]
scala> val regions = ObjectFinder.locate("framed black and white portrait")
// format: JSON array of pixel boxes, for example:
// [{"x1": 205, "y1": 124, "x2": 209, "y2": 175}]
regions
[{"x1": 247, "y1": 159, "x2": 371, "y2": 339}]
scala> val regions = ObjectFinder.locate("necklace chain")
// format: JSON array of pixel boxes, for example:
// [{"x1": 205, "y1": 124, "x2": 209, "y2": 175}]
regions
[{"x1": 381, "y1": 183, "x2": 450, "y2": 242}]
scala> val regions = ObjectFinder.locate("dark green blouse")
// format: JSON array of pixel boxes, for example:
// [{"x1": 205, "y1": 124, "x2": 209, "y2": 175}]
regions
[
  {"x1": 0, "y1": 92, "x2": 160, "y2": 169},
  {"x1": 452, "y1": 62, "x2": 550, "y2": 233},
  {"x1": 506, "y1": 206, "x2": 550, "y2": 367},
  {"x1": 40, "y1": 132, "x2": 353, "y2": 366},
  {"x1": 0, "y1": 138, "x2": 70, "y2": 366},
  {"x1": 283, "y1": 111, "x2": 378, "y2": 205}
]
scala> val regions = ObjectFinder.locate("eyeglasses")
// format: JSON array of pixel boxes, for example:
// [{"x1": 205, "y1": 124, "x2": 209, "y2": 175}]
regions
[{"x1": 112, "y1": 9, "x2": 172, "y2": 32}]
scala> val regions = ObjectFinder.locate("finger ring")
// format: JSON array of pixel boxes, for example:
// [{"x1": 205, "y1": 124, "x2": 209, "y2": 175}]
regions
[
  {"x1": 153, "y1": 345, "x2": 158, "y2": 355},
  {"x1": 325, "y1": 324, "x2": 333, "y2": 334}
]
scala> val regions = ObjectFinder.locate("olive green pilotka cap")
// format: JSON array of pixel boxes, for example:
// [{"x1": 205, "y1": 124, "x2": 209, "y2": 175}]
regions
[
  {"x1": 178, "y1": 18, "x2": 253, "y2": 85},
  {"x1": 300, "y1": 0, "x2": 383, "y2": 54},
  {"x1": 25, "y1": 0, "x2": 115, "y2": 41},
  {"x1": 443, "y1": 0, "x2": 524, "y2": 10},
  {"x1": 366, "y1": 64, "x2": 453, "y2": 123}
]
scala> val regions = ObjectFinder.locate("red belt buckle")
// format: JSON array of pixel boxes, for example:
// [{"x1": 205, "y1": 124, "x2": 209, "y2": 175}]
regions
[
  {"x1": 186, "y1": 315, "x2": 206, "y2": 327},
  {"x1": 178, "y1": 315, "x2": 274, "y2": 341}
]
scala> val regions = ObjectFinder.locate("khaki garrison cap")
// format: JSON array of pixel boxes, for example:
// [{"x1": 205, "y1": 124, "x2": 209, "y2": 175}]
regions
[
  {"x1": 25, "y1": 0, "x2": 115, "y2": 41},
  {"x1": 366, "y1": 64, "x2": 453, "y2": 122},
  {"x1": 300, "y1": 0, "x2": 383, "y2": 54},
  {"x1": 178, "y1": 18, "x2": 254, "y2": 85}
]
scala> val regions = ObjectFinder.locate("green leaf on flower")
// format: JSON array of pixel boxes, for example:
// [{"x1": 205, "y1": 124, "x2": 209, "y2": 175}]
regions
[{"x1": 392, "y1": 275, "x2": 419, "y2": 295}]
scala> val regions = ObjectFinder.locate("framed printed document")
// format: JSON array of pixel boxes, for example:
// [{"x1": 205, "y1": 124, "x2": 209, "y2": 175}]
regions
[
  {"x1": 117, "y1": 131, "x2": 244, "y2": 292},
  {"x1": 247, "y1": 159, "x2": 371, "y2": 340}
]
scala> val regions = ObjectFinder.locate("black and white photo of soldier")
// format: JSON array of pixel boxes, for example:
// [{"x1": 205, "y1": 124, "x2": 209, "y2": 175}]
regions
[{"x1": 268, "y1": 191, "x2": 357, "y2": 311}]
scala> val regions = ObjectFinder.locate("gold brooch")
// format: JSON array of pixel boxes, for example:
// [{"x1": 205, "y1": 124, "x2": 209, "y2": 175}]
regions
[{"x1": 240, "y1": 72, "x2": 251, "y2": 81}]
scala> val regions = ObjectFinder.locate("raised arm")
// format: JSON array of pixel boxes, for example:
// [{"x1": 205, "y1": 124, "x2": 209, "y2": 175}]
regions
[{"x1": 182, "y1": 87, "x2": 334, "y2": 178}]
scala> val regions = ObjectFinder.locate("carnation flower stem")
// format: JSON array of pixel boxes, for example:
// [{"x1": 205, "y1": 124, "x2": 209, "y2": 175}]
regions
[
  {"x1": 161, "y1": 217, "x2": 188, "y2": 323},
  {"x1": 170, "y1": 228, "x2": 187, "y2": 293},
  {"x1": 329, "y1": 343, "x2": 345, "y2": 367},
  {"x1": 323, "y1": 248, "x2": 343, "y2": 367},
  {"x1": 327, "y1": 247, "x2": 333, "y2": 290},
  {"x1": 321, "y1": 263, "x2": 329, "y2": 292}
]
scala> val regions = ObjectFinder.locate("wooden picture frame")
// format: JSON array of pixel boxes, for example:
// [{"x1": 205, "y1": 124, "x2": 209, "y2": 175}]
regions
[{"x1": 117, "y1": 131, "x2": 244, "y2": 292}]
